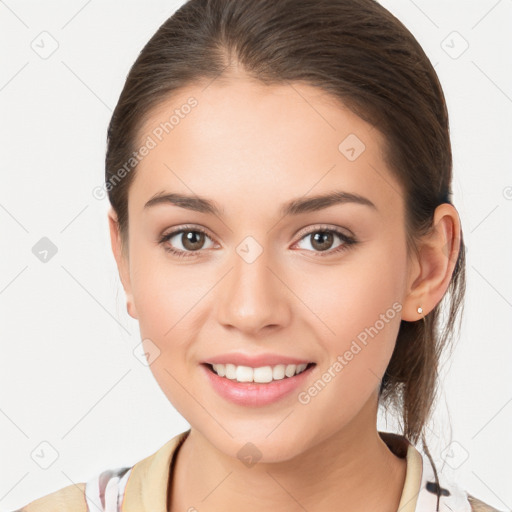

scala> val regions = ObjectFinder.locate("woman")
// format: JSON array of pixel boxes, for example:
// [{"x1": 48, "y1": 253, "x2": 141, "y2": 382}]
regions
[{"x1": 14, "y1": 0, "x2": 503, "y2": 511}]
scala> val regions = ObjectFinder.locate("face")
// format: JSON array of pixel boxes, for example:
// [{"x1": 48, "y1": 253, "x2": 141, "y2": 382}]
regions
[{"x1": 109, "y1": 75, "x2": 416, "y2": 462}]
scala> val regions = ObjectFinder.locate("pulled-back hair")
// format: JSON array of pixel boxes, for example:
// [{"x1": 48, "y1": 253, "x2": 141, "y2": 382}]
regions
[{"x1": 105, "y1": 0, "x2": 466, "y2": 504}]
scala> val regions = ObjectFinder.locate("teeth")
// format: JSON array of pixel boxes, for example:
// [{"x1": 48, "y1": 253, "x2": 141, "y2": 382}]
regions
[{"x1": 211, "y1": 363, "x2": 310, "y2": 383}]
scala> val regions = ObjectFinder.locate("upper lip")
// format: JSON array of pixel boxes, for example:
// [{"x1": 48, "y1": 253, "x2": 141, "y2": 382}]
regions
[{"x1": 203, "y1": 353, "x2": 315, "y2": 367}]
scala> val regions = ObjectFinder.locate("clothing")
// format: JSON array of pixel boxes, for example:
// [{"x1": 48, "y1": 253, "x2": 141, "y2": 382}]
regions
[{"x1": 12, "y1": 429, "x2": 504, "y2": 512}]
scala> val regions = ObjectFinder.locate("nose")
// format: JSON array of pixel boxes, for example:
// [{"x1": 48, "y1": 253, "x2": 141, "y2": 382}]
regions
[{"x1": 216, "y1": 244, "x2": 292, "y2": 335}]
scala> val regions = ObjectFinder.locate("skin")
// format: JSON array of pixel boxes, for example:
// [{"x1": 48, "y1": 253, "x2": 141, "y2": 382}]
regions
[{"x1": 108, "y1": 72, "x2": 461, "y2": 512}]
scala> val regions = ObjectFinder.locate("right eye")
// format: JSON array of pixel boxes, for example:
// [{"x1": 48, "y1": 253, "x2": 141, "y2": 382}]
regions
[{"x1": 158, "y1": 226, "x2": 217, "y2": 258}]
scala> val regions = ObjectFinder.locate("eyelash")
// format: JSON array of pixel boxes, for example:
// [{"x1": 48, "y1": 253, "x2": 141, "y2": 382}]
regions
[{"x1": 157, "y1": 224, "x2": 358, "y2": 259}]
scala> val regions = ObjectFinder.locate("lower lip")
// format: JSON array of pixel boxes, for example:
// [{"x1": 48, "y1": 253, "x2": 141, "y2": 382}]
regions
[{"x1": 201, "y1": 363, "x2": 316, "y2": 407}]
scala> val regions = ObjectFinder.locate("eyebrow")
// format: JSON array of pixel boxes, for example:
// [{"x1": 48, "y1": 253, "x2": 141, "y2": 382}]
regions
[{"x1": 143, "y1": 190, "x2": 377, "y2": 217}]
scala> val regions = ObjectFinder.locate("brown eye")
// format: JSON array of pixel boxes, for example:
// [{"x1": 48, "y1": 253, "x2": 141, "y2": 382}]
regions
[
  {"x1": 294, "y1": 227, "x2": 357, "y2": 257},
  {"x1": 310, "y1": 231, "x2": 335, "y2": 251},
  {"x1": 180, "y1": 230, "x2": 206, "y2": 251},
  {"x1": 158, "y1": 227, "x2": 216, "y2": 257}
]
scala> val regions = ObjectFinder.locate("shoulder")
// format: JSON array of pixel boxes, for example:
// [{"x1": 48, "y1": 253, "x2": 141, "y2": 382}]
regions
[
  {"x1": 416, "y1": 473, "x2": 505, "y2": 512},
  {"x1": 9, "y1": 482, "x2": 88, "y2": 512},
  {"x1": 9, "y1": 430, "x2": 190, "y2": 512},
  {"x1": 467, "y1": 493, "x2": 508, "y2": 512},
  {"x1": 416, "y1": 452, "x2": 506, "y2": 512},
  {"x1": 10, "y1": 466, "x2": 132, "y2": 512},
  {"x1": 378, "y1": 430, "x2": 509, "y2": 512}
]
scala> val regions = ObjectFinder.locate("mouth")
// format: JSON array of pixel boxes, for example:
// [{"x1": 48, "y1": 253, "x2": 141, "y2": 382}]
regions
[
  {"x1": 201, "y1": 361, "x2": 317, "y2": 407},
  {"x1": 202, "y1": 362, "x2": 317, "y2": 384}
]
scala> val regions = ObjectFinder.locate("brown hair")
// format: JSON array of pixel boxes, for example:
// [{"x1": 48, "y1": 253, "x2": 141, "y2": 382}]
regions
[{"x1": 105, "y1": 0, "x2": 465, "y2": 503}]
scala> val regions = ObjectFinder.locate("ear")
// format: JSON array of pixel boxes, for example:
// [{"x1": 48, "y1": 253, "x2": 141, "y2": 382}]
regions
[
  {"x1": 401, "y1": 203, "x2": 462, "y2": 321},
  {"x1": 107, "y1": 207, "x2": 138, "y2": 319}
]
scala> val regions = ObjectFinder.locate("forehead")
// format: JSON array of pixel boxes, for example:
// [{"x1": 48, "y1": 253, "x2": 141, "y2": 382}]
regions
[{"x1": 129, "y1": 77, "x2": 403, "y2": 219}]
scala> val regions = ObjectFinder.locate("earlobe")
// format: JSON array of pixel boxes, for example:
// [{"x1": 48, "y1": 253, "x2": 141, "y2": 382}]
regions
[
  {"x1": 126, "y1": 301, "x2": 137, "y2": 319},
  {"x1": 107, "y1": 208, "x2": 138, "y2": 320},
  {"x1": 402, "y1": 203, "x2": 461, "y2": 322}
]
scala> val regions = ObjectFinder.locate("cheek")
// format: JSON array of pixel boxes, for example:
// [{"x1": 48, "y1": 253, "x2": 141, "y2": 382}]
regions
[
  {"x1": 129, "y1": 253, "x2": 204, "y2": 410},
  {"x1": 129, "y1": 250, "x2": 215, "y2": 390},
  {"x1": 130, "y1": 247, "x2": 208, "y2": 334},
  {"x1": 292, "y1": 254, "x2": 405, "y2": 430},
  {"x1": 303, "y1": 254, "x2": 403, "y2": 322},
  {"x1": 295, "y1": 240, "x2": 406, "y2": 372}
]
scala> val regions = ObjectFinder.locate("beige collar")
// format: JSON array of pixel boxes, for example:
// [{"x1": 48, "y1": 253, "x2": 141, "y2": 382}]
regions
[
  {"x1": 379, "y1": 431, "x2": 423, "y2": 512},
  {"x1": 123, "y1": 429, "x2": 423, "y2": 512}
]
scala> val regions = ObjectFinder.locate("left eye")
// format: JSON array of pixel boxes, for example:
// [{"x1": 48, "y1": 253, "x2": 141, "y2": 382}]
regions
[{"x1": 293, "y1": 228, "x2": 357, "y2": 255}]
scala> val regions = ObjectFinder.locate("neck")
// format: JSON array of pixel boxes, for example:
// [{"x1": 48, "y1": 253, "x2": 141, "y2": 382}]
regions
[{"x1": 168, "y1": 392, "x2": 407, "y2": 512}]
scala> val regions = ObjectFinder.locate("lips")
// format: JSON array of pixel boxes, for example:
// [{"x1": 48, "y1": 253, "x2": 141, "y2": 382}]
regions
[
  {"x1": 201, "y1": 360, "x2": 316, "y2": 406},
  {"x1": 203, "y1": 352, "x2": 314, "y2": 367}
]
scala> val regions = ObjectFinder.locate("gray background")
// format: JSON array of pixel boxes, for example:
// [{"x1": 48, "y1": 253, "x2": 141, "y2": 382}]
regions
[{"x1": 1, "y1": 0, "x2": 511, "y2": 510}]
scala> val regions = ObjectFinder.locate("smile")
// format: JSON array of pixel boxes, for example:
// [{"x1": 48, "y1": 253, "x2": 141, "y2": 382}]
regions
[
  {"x1": 201, "y1": 362, "x2": 317, "y2": 407},
  {"x1": 208, "y1": 362, "x2": 314, "y2": 383}
]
